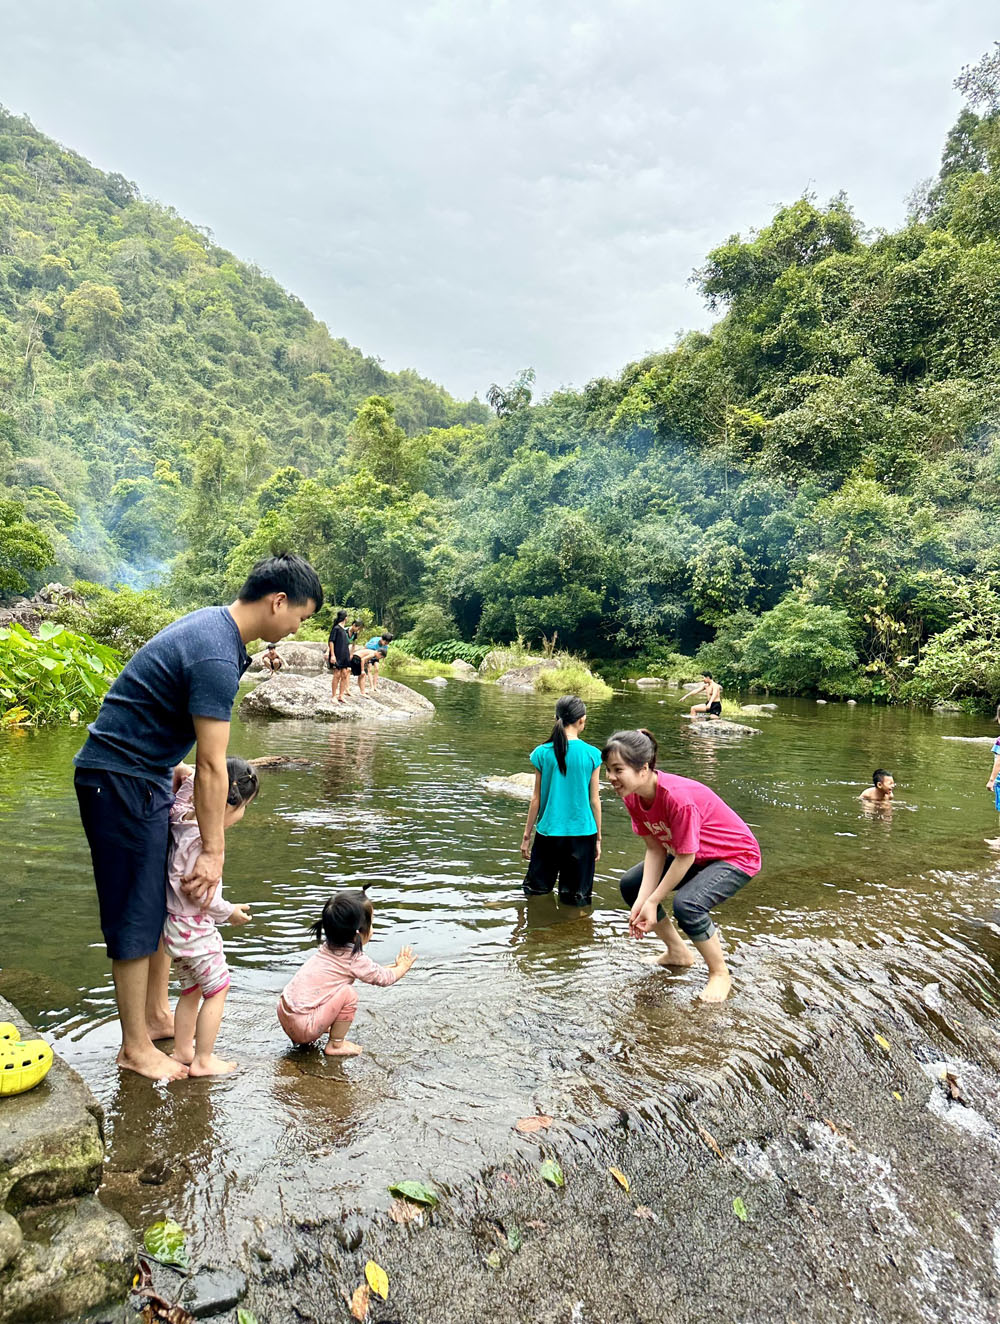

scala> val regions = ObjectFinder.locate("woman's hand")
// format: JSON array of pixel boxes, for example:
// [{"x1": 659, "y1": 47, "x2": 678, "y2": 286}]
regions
[
  {"x1": 520, "y1": 833, "x2": 532, "y2": 861},
  {"x1": 629, "y1": 899, "x2": 657, "y2": 938}
]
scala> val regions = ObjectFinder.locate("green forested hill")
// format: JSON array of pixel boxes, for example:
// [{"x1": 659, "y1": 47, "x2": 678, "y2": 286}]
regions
[
  {"x1": 0, "y1": 105, "x2": 487, "y2": 588},
  {"x1": 4, "y1": 48, "x2": 1000, "y2": 707}
]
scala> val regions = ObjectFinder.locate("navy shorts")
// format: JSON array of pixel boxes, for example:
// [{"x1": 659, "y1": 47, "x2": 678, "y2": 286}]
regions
[
  {"x1": 523, "y1": 832, "x2": 597, "y2": 906},
  {"x1": 75, "y1": 768, "x2": 173, "y2": 960}
]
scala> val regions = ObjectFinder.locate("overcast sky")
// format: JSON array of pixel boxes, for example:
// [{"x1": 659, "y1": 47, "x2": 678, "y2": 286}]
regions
[{"x1": 0, "y1": 2, "x2": 996, "y2": 400}]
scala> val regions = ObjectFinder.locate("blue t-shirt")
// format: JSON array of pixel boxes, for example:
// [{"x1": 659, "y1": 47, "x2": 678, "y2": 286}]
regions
[
  {"x1": 529, "y1": 738, "x2": 602, "y2": 837},
  {"x1": 74, "y1": 606, "x2": 251, "y2": 788},
  {"x1": 366, "y1": 636, "x2": 383, "y2": 652}
]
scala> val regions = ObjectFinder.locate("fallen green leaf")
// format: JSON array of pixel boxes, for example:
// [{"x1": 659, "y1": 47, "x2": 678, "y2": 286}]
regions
[
  {"x1": 143, "y1": 1218, "x2": 188, "y2": 1268},
  {"x1": 486, "y1": 1250, "x2": 503, "y2": 1269},
  {"x1": 387, "y1": 1180, "x2": 439, "y2": 1208},
  {"x1": 236, "y1": 1311, "x2": 259, "y2": 1324},
  {"x1": 539, "y1": 1158, "x2": 564, "y2": 1188},
  {"x1": 506, "y1": 1226, "x2": 523, "y2": 1253},
  {"x1": 732, "y1": 1197, "x2": 748, "y2": 1223}
]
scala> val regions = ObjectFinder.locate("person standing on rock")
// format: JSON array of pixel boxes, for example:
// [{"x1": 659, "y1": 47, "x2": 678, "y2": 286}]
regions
[
  {"x1": 602, "y1": 728, "x2": 760, "y2": 1002},
  {"x1": 364, "y1": 632, "x2": 393, "y2": 692},
  {"x1": 74, "y1": 553, "x2": 323, "y2": 1080},
  {"x1": 521, "y1": 695, "x2": 603, "y2": 907},
  {"x1": 327, "y1": 610, "x2": 352, "y2": 704}
]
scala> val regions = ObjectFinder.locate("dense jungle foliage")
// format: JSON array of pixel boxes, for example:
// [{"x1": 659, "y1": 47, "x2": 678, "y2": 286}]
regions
[{"x1": 3, "y1": 47, "x2": 1000, "y2": 707}]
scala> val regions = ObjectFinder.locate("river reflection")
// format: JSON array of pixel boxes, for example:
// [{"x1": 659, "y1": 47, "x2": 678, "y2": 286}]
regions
[{"x1": 4, "y1": 684, "x2": 1000, "y2": 1263}]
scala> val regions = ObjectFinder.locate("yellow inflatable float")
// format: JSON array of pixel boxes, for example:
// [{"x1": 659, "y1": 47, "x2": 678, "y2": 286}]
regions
[{"x1": 0, "y1": 1023, "x2": 54, "y2": 1096}]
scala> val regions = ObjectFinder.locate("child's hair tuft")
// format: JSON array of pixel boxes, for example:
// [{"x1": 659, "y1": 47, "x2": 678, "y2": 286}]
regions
[{"x1": 310, "y1": 889, "x2": 374, "y2": 956}]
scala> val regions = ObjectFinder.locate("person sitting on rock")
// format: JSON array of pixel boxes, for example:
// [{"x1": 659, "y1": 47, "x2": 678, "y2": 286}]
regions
[
  {"x1": 683, "y1": 672, "x2": 723, "y2": 719},
  {"x1": 261, "y1": 644, "x2": 283, "y2": 674}
]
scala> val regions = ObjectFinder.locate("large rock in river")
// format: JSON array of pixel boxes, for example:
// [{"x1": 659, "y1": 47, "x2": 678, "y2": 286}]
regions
[
  {"x1": 239, "y1": 672, "x2": 433, "y2": 722},
  {"x1": 495, "y1": 661, "x2": 560, "y2": 693},
  {"x1": 483, "y1": 772, "x2": 536, "y2": 798},
  {"x1": 684, "y1": 716, "x2": 760, "y2": 737},
  {"x1": 247, "y1": 640, "x2": 328, "y2": 673}
]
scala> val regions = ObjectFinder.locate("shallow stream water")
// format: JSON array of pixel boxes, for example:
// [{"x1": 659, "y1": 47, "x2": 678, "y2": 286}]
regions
[{"x1": 4, "y1": 682, "x2": 1000, "y2": 1299}]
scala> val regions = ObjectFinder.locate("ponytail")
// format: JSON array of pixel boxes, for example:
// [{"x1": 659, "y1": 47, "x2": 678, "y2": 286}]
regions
[
  {"x1": 310, "y1": 887, "x2": 374, "y2": 955},
  {"x1": 549, "y1": 694, "x2": 587, "y2": 774},
  {"x1": 601, "y1": 728, "x2": 658, "y2": 772}
]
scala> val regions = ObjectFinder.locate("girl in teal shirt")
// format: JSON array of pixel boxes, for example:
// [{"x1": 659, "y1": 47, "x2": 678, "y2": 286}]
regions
[{"x1": 521, "y1": 695, "x2": 602, "y2": 906}]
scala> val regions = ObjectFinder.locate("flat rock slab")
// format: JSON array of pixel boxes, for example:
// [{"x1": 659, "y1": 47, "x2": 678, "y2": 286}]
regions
[
  {"x1": 483, "y1": 773, "x2": 536, "y2": 799},
  {"x1": 239, "y1": 672, "x2": 433, "y2": 722},
  {"x1": 684, "y1": 718, "x2": 760, "y2": 737}
]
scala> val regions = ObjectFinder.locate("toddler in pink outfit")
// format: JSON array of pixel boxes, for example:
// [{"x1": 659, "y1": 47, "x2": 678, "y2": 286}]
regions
[
  {"x1": 278, "y1": 889, "x2": 416, "y2": 1057},
  {"x1": 163, "y1": 758, "x2": 255, "y2": 1076}
]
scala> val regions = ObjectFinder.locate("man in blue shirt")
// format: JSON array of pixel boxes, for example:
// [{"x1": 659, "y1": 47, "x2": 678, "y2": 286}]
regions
[{"x1": 74, "y1": 553, "x2": 323, "y2": 1080}]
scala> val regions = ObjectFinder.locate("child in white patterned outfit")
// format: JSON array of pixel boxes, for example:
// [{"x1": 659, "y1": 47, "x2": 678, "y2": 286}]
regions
[{"x1": 163, "y1": 758, "x2": 256, "y2": 1076}]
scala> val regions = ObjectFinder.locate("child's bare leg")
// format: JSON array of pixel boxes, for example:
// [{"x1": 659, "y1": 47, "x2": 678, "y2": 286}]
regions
[
  {"x1": 358, "y1": 672, "x2": 367, "y2": 698},
  {"x1": 324, "y1": 1017, "x2": 362, "y2": 1057},
  {"x1": 170, "y1": 990, "x2": 200, "y2": 1065},
  {"x1": 650, "y1": 915, "x2": 696, "y2": 967},
  {"x1": 189, "y1": 987, "x2": 237, "y2": 1076},
  {"x1": 692, "y1": 932, "x2": 731, "y2": 1002}
]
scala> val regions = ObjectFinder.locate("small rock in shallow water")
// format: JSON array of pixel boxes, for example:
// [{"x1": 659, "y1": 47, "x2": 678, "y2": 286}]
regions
[
  {"x1": 179, "y1": 1267, "x2": 247, "y2": 1318},
  {"x1": 138, "y1": 1159, "x2": 172, "y2": 1185}
]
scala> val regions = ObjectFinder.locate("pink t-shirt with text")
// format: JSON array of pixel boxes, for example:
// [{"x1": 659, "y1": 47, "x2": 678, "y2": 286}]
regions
[{"x1": 623, "y1": 771, "x2": 761, "y2": 877}]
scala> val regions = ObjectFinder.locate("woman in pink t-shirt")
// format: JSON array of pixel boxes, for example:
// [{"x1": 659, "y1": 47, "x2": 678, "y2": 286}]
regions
[{"x1": 602, "y1": 728, "x2": 760, "y2": 1002}]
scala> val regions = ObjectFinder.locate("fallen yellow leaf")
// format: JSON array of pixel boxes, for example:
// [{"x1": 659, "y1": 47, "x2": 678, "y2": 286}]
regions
[
  {"x1": 892, "y1": 1091, "x2": 902, "y2": 1102},
  {"x1": 349, "y1": 1284, "x2": 369, "y2": 1321},
  {"x1": 608, "y1": 1166, "x2": 630, "y2": 1193},
  {"x1": 697, "y1": 1124, "x2": 725, "y2": 1160},
  {"x1": 873, "y1": 1033, "x2": 891, "y2": 1053},
  {"x1": 365, "y1": 1260, "x2": 389, "y2": 1300}
]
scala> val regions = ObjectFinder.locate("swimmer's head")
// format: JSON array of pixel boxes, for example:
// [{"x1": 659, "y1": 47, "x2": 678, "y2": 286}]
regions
[
  {"x1": 310, "y1": 888, "x2": 373, "y2": 955},
  {"x1": 873, "y1": 769, "x2": 894, "y2": 793},
  {"x1": 602, "y1": 728, "x2": 658, "y2": 797}
]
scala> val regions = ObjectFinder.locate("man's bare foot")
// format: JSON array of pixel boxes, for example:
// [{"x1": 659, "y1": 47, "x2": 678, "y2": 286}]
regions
[
  {"x1": 698, "y1": 971, "x2": 732, "y2": 1003},
  {"x1": 117, "y1": 1045, "x2": 189, "y2": 1080},
  {"x1": 188, "y1": 1054, "x2": 238, "y2": 1077},
  {"x1": 324, "y1": 1039, "x2": 363, "y2": 1057},
  {"x1": 146, "y1": 1014, "x2": 175, "y2": 1041},
  {"x1": 652, "y1": 946, "x2": 697, "y2": 968},
  {"x1": 170, "y1": 1046, "x2": 195, "y2": 1066}
]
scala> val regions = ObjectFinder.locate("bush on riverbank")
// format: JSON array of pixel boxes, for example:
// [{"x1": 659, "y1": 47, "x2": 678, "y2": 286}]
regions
[
  {"x1": 0, "y1": 621, "x2": 120, "y2": 725},
  {"x1": 534, "y1": 661, "x2": 613, "y2": 701},
  {"x1": 53, "y1": 582, "x2": 177, "y2": 657}
]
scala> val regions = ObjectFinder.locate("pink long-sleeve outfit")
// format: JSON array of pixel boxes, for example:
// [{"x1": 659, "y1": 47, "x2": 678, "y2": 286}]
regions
[
  {"x1": 163, "y1": 775, "x2": 234, "y2": 998},
  {"x1": 277, "y1": 943, "x2": 400, "y2": 1044}
]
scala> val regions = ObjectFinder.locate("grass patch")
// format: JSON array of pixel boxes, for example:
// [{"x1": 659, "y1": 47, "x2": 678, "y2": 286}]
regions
[
  {"x1": 380, "y1": 647, "x2": 453, "y2": 680},
  {"x1": 535, "y1": 661, "x2": 613, "y2": 701}
]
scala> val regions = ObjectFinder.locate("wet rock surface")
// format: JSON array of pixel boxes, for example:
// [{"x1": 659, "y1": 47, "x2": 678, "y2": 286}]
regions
[
  {"x1": 233, "y1": 960, "x2": 1000, "y2": 1324},
  {"x1": 0, "y1": 996, "x2": 132, "y2": 1324},
  {"x1": 239, "y1": 672, "x2": 434, "y2": 722},
  {"x1": 451, "y1": 659, "x2": 479, "y2": 680},
  {"x1": 483, "y1": 772, "x2": 537, "y2": 798}
]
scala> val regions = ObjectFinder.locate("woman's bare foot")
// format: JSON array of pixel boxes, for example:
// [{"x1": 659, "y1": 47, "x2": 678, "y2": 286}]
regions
[
  {"x1": 698, "y1": 970, "x2": 732, "y2": 1003},
  {"x1": 652, "y1": 946, "x2": 697, "y2": 968},
  {"x1": 324, "y1": 1039, "x2": 363, "y2": 1057},
  {"x1": 188, "y1": 1054, "x2": 238, "y2": 1076},
  {"x1": 117, "y1": 1045, "x2": 189, "y2": 1080}
]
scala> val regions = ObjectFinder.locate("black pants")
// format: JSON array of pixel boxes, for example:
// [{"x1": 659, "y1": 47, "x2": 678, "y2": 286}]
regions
[
  {"x1": 619, "y1": 856, "x2": 751, "y2": 942},
  {"x1": 523, "y1": 833, "x2": 597, "y2": 906}
]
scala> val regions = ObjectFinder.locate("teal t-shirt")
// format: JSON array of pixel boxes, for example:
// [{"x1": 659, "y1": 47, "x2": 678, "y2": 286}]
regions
[{"x1": 529, "y1": 738, "x2": 602, "y2": 837}]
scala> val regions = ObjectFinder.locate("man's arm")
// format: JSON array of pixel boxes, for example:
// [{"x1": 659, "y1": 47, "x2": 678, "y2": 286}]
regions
[{"x1": 182, "y1": 716, "x2": 230, "y2": 904}]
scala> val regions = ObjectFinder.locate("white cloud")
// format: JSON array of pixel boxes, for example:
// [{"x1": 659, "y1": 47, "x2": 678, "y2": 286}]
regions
[{"x1": 0, "y1": 0, "x2": 995, "y2": 398}]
